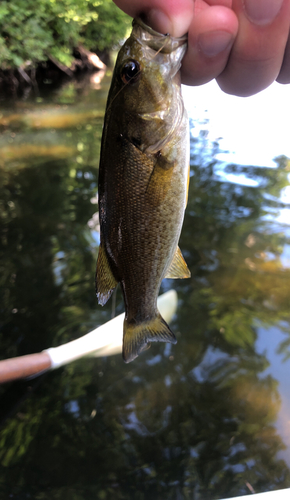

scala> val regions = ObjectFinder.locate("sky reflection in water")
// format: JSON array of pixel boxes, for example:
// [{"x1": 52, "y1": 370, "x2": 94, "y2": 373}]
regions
[{"x1": 184, "y1": 80, "x2": 290, "y2": 472}]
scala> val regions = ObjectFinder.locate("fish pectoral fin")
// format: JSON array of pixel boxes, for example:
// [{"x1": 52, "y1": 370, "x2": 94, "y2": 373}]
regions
[
  {"x1": 123, "y1": 314, "x2": 177, "y2": 363},
  {"x1": 146, "y1": 155, "x2": 175, "y2": 206},
  {"x1": 95, "y1": 243, "x2": 118, "y2": 306},
  {"x1": 186, "y1": 163, "x2": 190, "y2": 207},
  {"x1": 165, "y1": 246, "x2": 191, "y2": 279}
]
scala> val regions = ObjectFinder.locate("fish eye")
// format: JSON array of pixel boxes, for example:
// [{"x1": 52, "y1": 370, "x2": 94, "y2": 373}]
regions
[{"x1": 121, "y1": 60, "x2": 141, "y2": 84}]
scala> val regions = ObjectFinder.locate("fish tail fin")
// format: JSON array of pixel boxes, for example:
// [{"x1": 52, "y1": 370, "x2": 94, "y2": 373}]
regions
[{"x1": 122, "y1": 313, "x2": 177, "y2": 364}]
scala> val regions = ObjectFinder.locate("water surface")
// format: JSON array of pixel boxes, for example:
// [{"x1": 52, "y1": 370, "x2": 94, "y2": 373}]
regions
[{"x1": 0, "y1": 73, "x2": 290, "y2": 499}]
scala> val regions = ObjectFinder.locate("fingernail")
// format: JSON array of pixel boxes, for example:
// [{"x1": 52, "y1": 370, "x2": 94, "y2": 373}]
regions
[
  {"x1": 146, "y1": 9, "x2": 173, "y2": 35},
  {"x1": 243, "y1": 0, "x2": 284, "y2": 26},
  {"x1": 198, "y1": 31, "x2": 233, "y2": 57},
  {"x1": 144, "y1": 9, "x2": 191, "y2": 37}
]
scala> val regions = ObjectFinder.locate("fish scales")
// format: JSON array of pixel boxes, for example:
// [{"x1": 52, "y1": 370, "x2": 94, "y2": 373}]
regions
[{"x1": 96, "y1": 18, "x2": 191, "y2": 363}]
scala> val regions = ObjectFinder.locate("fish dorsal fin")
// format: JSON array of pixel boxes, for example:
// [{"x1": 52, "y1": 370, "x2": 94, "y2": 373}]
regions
[
  {"x1": 123, "y1": 313, "x2": 177, "y2": 363},
  {"x1": 95, "y1": 243, "x2": 118, "y2": 306},
  {"x1": 165, "y1": 246, "x2": 191, "y2": 279}
]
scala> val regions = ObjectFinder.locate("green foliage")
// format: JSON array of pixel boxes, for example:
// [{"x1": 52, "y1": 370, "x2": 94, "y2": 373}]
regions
[
  {"x1": 0, "y1": 0, "x2": 130, "y2": 69},
  {"x1": 83, "y1": 1, "x2": 132, "y2": 53}
]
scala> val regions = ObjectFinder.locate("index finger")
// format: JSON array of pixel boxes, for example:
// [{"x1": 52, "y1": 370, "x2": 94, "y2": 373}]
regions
[{"x1": 113, "y1": 0, "x2": 195, "y2": 37}]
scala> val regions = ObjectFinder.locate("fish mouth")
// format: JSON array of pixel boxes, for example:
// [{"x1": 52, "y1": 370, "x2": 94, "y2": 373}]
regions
[{"x1": 132, "y1": 17, "x2": 188, "y2": 55}]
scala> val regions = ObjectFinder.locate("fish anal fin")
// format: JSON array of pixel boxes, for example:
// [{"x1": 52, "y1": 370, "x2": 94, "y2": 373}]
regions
[
  {"x1": 123, "y1": 314, "x2": 177, "y2": 363},
  {"x1": 95, "y1": 243, "x2": 118, "y2": 306},
  {"x1": 165, "y1": 246, "x2": 191, "y2": 279}
]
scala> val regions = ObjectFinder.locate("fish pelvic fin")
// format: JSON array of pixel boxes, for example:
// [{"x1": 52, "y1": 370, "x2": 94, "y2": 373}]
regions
[
  {"x1": 123, "y1": 313, "x2": 177, "y2": 363},
  {"x1": 95, "y1": 243, "x2": 118, "y2": 306},
  {"x1": 165, "y1": 246, "x2": 191, "y2": 279}
]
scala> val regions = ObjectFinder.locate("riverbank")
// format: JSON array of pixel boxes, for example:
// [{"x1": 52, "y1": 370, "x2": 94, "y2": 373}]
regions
[
  {"x1": 0, "y1": 47, "x2": 108, "y2": 98},
  {"x1": 0, "y1": 0, "x2": 131, "y2": 98}
]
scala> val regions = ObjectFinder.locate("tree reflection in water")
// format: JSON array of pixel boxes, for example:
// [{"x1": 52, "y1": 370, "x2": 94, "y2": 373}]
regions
[{"x1": 0, "y1": 90, "x2": 290, "y2": 499}]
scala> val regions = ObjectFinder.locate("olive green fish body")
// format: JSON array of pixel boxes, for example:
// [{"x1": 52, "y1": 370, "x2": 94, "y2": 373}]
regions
[{"x1": 96, "y1": 19, "x2": 190, "y2": 362}]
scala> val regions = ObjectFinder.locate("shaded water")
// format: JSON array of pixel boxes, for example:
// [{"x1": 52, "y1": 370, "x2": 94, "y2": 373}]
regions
[{"x1": 0, "y1": 71, "x2": 290, "y2": 499}]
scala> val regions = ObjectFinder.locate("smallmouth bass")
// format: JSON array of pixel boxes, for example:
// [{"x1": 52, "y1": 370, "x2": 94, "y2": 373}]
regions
[{"x1": 96, "y1": 18, "x2": 190, "y2": 363}]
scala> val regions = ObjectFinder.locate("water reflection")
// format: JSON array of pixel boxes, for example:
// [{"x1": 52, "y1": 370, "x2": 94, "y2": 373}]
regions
[{"x1": 0, "y1": 77, "x2": 290, "y2": 499}]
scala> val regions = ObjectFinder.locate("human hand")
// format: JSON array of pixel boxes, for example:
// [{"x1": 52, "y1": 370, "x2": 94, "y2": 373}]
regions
[{"x1": 113, "y1": 0, "x2": 290, "y2": 96}]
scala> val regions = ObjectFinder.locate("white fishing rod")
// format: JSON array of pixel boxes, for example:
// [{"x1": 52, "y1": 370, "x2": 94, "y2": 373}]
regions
[{"x1": 0, "y1": 290, "x2": 177, "y2": 384}]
